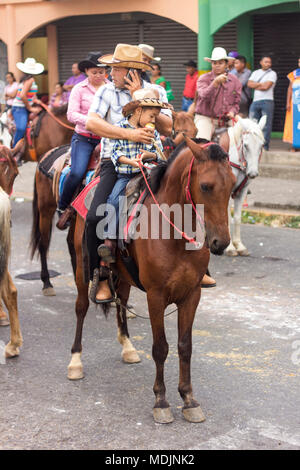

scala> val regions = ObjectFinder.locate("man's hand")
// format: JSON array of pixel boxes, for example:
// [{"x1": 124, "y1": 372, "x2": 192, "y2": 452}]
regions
[
  {"x1": 127, "y1": 127, "x2": 154, "y2": 144},
  {"x1": 213, "y1": 74, "x2": 228, "y2": 87},
  {"x1": 226, "y1": 111, "x2": 235, "y2": 120},
  {"x1": 124, "y1": 69, "x2": 142, "y2": 96}
]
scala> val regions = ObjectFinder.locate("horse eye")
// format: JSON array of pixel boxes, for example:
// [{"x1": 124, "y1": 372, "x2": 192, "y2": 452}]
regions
[{"x1": 201, "y1": 183, "x2": 212, "y2": 192}]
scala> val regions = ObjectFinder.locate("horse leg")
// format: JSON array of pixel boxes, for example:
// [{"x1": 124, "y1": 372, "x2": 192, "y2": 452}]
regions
[
  {"x1": 116, "y1": 281, "x2": 140, "y2": 364},
  {"x1": 0, "y1": 298, "x2": 9, "y2": 326},
  {"x1": 177, "y1": 291, "x2": 205, "y2": 423},
  {"x1": 147, "y1": 291, "x2": 174, "y2": 424},
  {"x1": 232, "y1": 186, "x2": 249, "y2": 256},
  {"x1": 225, "y1": 199, "x2": 238, "y2": 256},
  {"x1": 2, "y1": 272, "x2": 23, "y2": 358},
  {"x1": 67, "y1": 219, "x2": 77, "y2": 279},
  {"x1": 33, "y1": 173, "x2": 57, "y2": 295},
  {"x1": 68, "y1": 216, "x2": 88, "y2": 380}
]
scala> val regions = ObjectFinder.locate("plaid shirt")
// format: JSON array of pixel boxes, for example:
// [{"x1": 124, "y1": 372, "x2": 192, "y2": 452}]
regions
[
  {"x1": 89, "y1": 80, "x2": 171, "y2": 161},
  {"x1": 111, "y1": 118, "x2": 164, "y2": 174}
]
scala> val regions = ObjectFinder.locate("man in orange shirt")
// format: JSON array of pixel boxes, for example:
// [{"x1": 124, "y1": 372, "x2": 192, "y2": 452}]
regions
[{"x1": 182, "y1": 60, "x2": 198, "y2": 111}]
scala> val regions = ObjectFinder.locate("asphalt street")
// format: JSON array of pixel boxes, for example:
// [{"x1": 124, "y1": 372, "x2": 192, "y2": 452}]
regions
[{"x1": 0, "y1": 200, "x2": 300, "y2": 450}]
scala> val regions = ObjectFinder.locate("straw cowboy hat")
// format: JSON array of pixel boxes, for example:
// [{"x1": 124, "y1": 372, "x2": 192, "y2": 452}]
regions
[
  {"x1": 204, "y1": 47, "x2": 231, "y2": 62},
  {"x1": 98, "y1": 44, "x2": 152, "y2": 71},
  {"x1": 78, "y1": 51, "x2": 106, "y2": 72},
  {"x1": 138, "y1": 44, "x2": 161, "y2": 62},
  {"x1": 16, "y1": 58, "x2": 44, "y2": 75},
  {"x1": 122, "y1": 88, "x2": 169, "y2": 117}
]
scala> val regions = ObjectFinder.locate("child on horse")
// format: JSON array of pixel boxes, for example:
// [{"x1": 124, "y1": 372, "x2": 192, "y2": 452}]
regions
[{"x1": 91, "y1": 88, "x2": 168, "y2": 303}]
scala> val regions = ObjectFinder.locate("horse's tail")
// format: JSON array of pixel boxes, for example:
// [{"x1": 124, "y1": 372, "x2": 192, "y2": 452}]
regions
[
  {"x1": 0, "y1": 188, "x2": 11, "y2": 288},
  {"x1": 29, "y1": 177, "x2": 41, "y2": 260}
]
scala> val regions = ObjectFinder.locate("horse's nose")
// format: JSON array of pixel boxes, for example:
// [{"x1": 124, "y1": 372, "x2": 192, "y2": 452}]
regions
[
  {"x1": 210, "y1": 237, "x2": 229, "y2": 255},
  {"x1": 248, "y1": 170, "x2": 258, "y2": 179}
]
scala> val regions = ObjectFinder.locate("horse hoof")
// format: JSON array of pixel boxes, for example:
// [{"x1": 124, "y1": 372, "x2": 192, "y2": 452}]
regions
[
  {"x1": 153, "y1": 407, "x2": 174, "y2": 424},
  {"x1": 238, "y1": 249, "x2": 249, "y2": 257},
  {"x1": 5, "y1": 343, "x2": 20, "y2": 358},
  {"x1": 225, "y1": 249, "x2": 238, "y2": 257},
  {"x1": 182, "y1": 406, "x2": 206, "y2": 423},
  {"x1": 122, "y1": 349, "x2": 141, "y2": 364},
  {"x1": 43, "y1": 287, "x2": 56, "y2": 296},
  {"x1": 0, "y1": 318, "x2": 10, "y2": 327},
  {"x1": 67, "y1": 364, "x2": 84, "y2": 380}
]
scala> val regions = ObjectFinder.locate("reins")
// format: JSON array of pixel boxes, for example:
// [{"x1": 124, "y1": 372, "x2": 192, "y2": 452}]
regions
[
  {"x1": 137, "y1": 143, "x2": 211, "y2": 248},
  {"x1": 38, "y1": 101, "x2": 75, "y2": 131}
]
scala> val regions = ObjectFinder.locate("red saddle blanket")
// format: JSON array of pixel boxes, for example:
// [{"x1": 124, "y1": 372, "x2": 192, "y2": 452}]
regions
[{"x1": 71, "y1": 176, "x2": 100, "y2": 220}]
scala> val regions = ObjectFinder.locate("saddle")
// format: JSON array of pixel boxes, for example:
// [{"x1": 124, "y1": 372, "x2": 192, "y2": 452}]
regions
[{"x1": 38, "y1": 144, "x2": 101, "y2": 204}]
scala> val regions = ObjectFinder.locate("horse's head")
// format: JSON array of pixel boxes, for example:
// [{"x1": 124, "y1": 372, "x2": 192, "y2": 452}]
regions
[
  {"x1": 185, "y1": 137, "x2": 236, "y2": 255},
  {"x1": 233, "y1": 115, "x2": 266, "y2": 179},
  {"x1": 0, "y1": 145, "x2": 19, "y2": 195},
  {"x1": 173, "y1": 111, "x2": 197, "y2": 142}
]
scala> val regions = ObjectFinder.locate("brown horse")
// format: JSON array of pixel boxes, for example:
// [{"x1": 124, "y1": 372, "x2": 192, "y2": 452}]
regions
[
  {"x1": 0, "y1": 145, "x2": 22, "y2": 357},
  {"x1": 68, "y1": 137, "x2": 236, "y2": 424},
  {"x1": 19, "y1": 104, "x2": 74, "y2": 163},
  {"x1": 30, "y1": 148, "x2": 77, "y2": 296}
]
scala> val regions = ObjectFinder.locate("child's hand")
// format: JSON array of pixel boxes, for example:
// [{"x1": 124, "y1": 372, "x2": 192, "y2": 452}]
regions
[
  {"x1": 141, "y1": 151, "x2": 156, "y2": 161},
  {"x1": 131, "y1": 156, "x2": 143, "y2": 168}
]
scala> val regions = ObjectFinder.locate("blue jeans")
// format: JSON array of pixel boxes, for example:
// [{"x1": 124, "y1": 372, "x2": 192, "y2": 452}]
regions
[
  {"x1": 58, "y1": 132, "x2": 100, "y2": 210},
  {"x1": 249, "y1": 100, "x2": 274, "y2": 150},
  {"x1": 11, "y1": 106, "x2": 29, "y2": 146},
  {"x1": 182, "y1": 96, "x2": 194, "y2": 112},
  {"x1": 104, "y1": 174, "x2": 135, "y2": 239}
]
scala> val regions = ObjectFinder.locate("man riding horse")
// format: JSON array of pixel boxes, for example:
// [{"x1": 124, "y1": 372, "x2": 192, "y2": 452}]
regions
[{"x1": 85, "y1": 44, "x2": 173, "y2": 303}]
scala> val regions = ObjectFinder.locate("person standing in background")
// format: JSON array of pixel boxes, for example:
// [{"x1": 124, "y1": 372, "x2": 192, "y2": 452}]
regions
[
  {"x1": 182, "y1": 60, "x2": 198, "y2": 112},
  {"x1": 227, "y1": 51, "x2": 239, "y2": 72},
  {"x1": 283, "y1": 57, "x2": 300, "y2": 151},
  {"x1": 4, "y1": 72, "x2": 18, "y2": 111},
  {"x1": 49, "y1": 82, "x2": 68, "y2": 110},
  {"x1": 231, "y1": 55, "x2": 252, "y2": 117},
  {"x1": 248, "y1": 56, "x2": 277, "y2": 151},
  {"x1": 63, "y1": 63, "x2": 86, "y2": 100}
]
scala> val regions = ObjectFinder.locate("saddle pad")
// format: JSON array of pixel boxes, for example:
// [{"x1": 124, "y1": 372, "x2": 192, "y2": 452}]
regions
[
  {"x1": 38, "y1": 144, "x2": 70, "y2": 178},
  {"x1": 71, "y1": 176, "x2": 100, "y2": 219}
]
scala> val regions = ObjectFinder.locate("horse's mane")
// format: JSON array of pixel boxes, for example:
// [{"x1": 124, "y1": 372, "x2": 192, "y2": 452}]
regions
[
  {"x1": 232, "y1": 117, "x2": 264, "y2": 143},
  {"x1": 51, "y1": 103, "x2": 68, "y2": 116},
  {"x1": 150, "y1": 138, "x2": 227, "y2": 194}
]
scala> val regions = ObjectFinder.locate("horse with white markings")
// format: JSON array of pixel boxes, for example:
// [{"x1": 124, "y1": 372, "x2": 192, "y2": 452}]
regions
[
  {"x1": 0, "y1": 111, "x2": 13, "y2": 148},
  {"x1": 225, "y1": 115, "x2": 266, "y2": 256},
  {"x1": 0, "y1": 145, "x2": 22, "y2": 357}
]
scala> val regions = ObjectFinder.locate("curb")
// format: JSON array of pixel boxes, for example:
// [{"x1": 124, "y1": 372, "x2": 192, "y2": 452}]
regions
[{"x1": 239, "y1": 207, "x2": 300, "y2": 229}]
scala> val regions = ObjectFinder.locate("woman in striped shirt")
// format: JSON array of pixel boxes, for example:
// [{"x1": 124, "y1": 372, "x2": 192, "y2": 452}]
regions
[{"x1": 11, "y1": 58, "x2": 44, "y2": 146}]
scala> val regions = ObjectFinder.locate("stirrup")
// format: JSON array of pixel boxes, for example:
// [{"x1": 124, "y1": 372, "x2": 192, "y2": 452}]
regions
[{"x1": 97, "y1": 243, "x2": 116, "y2": 264}]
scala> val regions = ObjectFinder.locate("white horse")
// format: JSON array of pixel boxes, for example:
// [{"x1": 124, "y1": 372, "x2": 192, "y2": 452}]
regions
[
  {"x1": 0, "y1": 111, "x2": 13, "y2": 148},
  {"x1": 225, "y1": 115, "x2": 266, "y2": 256}
]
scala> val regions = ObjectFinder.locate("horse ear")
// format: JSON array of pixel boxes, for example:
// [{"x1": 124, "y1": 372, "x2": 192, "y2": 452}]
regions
[
  {"x1": 184, "y1": 135, "x2": 207, "y2": 161},
  {"x1": 258, "y1": 115, "x2": 267, "y2": 131}
]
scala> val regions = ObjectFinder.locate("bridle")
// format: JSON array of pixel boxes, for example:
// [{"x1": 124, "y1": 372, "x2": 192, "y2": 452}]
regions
[
  {"x1": 229, "y1": 126, "x2": 263, "y2": 199},
  {"x1": 137, "y1": 142, "x2": 214, "y2": 248}
]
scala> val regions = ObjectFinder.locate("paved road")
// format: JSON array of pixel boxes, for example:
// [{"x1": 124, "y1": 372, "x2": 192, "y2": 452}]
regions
[{"x1": 1, "y1": 200, "x2": 300, "y2": 450}]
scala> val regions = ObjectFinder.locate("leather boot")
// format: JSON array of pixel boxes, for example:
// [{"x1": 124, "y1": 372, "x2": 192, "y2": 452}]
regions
[
  {"x1": 95, "y1": 279, "x2": 114, "y2": 303},
  {"x1": 56, "y1": 206, "x2": 74, "y2": 230},
  {"x1": 201, "y1": 273, "x2": 216, "y2": 288}
]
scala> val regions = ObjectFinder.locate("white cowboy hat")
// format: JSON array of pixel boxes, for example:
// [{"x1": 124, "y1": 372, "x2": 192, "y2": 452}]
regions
[
  {"x1": 204, "y1": 47, "x2": 231, "y2": 62},
  {"x1": 138, "y1": 44, "x2": 161, "y2": 62},
  {"x1": 98, "y1": 44, "x2": 152, "y2": 71},
  {"x1": 16, "y1": 58, "x2": 44, "y2": 75}
]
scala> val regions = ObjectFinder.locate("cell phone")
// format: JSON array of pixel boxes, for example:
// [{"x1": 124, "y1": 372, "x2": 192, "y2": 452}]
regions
[{"x1": 126, "y1": 68, "x2": 142, "y2": 85}]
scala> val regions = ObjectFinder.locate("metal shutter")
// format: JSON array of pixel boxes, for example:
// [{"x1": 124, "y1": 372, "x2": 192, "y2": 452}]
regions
[
  {"x1": 253, "y1": 13, "x2": 300, "y2": 132},
  {"x1": 214, "y1": 20, "x2": 237, "y2": 53},
  {"x1": 55, "y1": 13, "x2": 197, "y2": 111},
  {"x1": 56, "y1": 15, "x2": 139, "y2": 81},
  {"x1": 0, "y1": 40, "x2": 8, "y2": 84},
  {"x1": 142, "y1": 18, "x2": 198, "y2": 110}
]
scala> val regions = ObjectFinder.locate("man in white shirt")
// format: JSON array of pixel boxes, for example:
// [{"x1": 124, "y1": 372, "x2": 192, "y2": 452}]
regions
[{"x1": 248, "y1": 56, "x2": 277, "y2": 150}]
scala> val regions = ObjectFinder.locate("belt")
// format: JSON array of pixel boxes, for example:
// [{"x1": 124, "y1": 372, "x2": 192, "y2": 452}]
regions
[{"x1": 78, "y1": 131, "x2": 101, "y2": 140}]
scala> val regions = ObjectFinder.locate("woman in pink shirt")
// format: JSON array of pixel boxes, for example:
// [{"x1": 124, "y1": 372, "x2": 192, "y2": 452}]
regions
[{"x1": 57, "y1": 52, "x2": 107, "y2": 229}]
